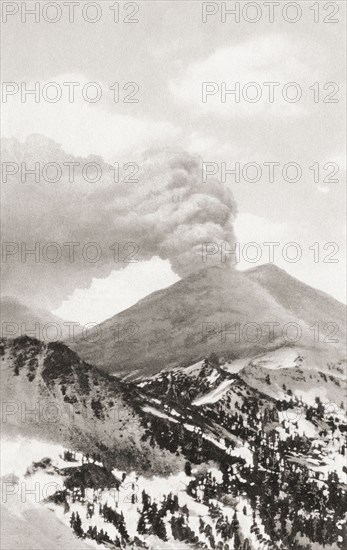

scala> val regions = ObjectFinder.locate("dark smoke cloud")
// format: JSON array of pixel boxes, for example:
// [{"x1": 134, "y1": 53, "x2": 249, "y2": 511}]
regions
[{"x1": 1, "y1": 136, "x2": 237, "y2": 309}]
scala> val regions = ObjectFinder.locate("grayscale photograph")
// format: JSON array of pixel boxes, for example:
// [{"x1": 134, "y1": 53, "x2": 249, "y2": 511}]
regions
[{"x1": 0, "y1": 1, "x2": 346, "y2": 549}]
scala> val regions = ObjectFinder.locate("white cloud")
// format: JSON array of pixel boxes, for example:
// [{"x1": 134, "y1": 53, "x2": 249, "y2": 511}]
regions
[
  {"x1": 2, "y1": 73, "x2": 179, "y2": 162},
  {"x1": 53, "y1": 257, "x2": 180, "y2": 325},
  {"x1": 170, "y1": 34, "x2": 322, "y2": 118},
  {"x1": 317, "y1": 185, "x2": 331, "y2": 194}
]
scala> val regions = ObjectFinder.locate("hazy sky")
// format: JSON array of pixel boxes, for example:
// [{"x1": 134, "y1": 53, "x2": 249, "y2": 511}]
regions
[{"x1": 1, "y1": 1, "x2": 346, "y2": 322}]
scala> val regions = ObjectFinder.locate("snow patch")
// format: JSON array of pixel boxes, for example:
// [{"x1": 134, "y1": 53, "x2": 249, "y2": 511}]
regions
[{"x1": 193, "y1": 379, "x2": 234, "y2": 406}]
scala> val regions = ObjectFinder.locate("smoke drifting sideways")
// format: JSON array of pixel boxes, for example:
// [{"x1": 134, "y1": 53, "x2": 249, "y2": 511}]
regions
[{"x1": 1, "y1": 136, "x2": 238, "y2": 310}]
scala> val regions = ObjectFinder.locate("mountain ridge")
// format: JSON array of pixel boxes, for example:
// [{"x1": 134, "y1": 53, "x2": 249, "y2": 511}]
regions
[
  {"x1": 70, "y1": 264, "x2": 346, "y2": 379},
  {"x1": 0, "y1": 296, "x2": 81, "y2": 341}
]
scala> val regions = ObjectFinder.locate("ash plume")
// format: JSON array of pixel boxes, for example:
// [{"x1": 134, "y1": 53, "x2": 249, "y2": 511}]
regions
[{"x1": 1, "y1": 136, "x2": 237, "y2": 309}]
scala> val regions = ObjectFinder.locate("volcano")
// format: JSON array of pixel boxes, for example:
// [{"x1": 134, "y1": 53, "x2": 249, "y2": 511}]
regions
[{"x1": 70, "y1": 264, "x2": 346, "y2": 379}]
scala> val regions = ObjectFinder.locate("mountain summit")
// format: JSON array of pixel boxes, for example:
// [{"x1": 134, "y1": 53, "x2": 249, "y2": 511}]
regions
[{"x1": 71, "y1": 265, "x2": 346, "y2": 378}]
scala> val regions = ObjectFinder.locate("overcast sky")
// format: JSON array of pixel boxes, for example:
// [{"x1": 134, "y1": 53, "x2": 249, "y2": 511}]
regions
[{"x1": 1, "y1": 1, "x2": 346, "y2": 323}]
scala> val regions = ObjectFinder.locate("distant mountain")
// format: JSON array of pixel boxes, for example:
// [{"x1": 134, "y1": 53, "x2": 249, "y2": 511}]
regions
[
  {"x1": 70, "y1": 265, "x2": 346, "y2": 379},
  {"x1": 0, "y1": 296, "x2": 81, "y2": 341}
]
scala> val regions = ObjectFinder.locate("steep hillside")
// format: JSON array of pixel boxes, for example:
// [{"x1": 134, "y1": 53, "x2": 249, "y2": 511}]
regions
[
  {"x1": 0, "y1": 336, "x2": 182, "y2": 475},
  {"x1": 71, "y1": 265, "x2": 346, "y2": 378}
]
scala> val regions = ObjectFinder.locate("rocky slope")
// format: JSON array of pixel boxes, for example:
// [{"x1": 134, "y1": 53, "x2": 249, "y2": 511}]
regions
[
  {"x1": 0, "y1": 336, "x2": 182, "y2": 475},
  {"x1": 1, "y1": 338, "x2": 346, "y2": 550},
  {"x1": 71, "y1": 265, "x2": 346, "y2": 379}
]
